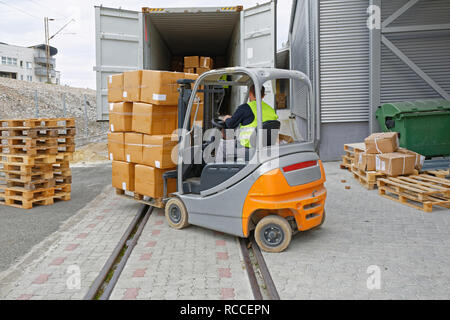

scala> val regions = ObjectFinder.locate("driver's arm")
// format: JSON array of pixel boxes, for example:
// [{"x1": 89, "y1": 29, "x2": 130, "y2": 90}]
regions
[{"x1": 224, "y1": 104, "x2": 251, "y2": 129}]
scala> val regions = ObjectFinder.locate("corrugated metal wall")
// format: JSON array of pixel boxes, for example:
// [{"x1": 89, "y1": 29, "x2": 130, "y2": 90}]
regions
[
  {"x1": 319, "y1": 0, "x2": 370, "y2": 123},
  {"x1": 380, "y1": 0, "x2": 450, "y2": 103}
]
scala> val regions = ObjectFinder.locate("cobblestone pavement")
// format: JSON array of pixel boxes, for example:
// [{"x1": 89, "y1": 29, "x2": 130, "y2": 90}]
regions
[
  {"x1": 263, "y1": 162, "x2": 450, "y2": 300},
  {"x1": 109, "y1": 208, "x2": 253, "y2": 300},
  {"x1": 0, "y1": 185, "x2": 141, "y2": 300}
]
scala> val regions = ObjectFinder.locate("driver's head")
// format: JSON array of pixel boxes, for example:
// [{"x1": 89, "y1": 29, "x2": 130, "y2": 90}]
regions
[{"x1": 249, "y1": 85, "x2": 265, "y2": 101}]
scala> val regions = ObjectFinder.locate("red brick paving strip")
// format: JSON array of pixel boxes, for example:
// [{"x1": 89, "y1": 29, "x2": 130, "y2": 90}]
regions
[
  {"x1": 49, "y1": 257, "x2": 66, "y2": 266},
  {"x1": 16, "y1": 294, "x2": 33, "y2": 300},
  {"x1": 218, "y1": 268, "x2": 232, "y2": 278},
  {"x1": 217, "y1": 252, "x2": 229, "y2": 260},
  {"x1": 140, "y1": 253, "x2": 153, "y2": 261},
  {"x1": 123, "y1": 288, "x2": 140, "y2": 300},
  {"x1": 65, "y1": 244, "x2": 79, "y2": 251},
  {"x1": 32, "y1": 274, "x2": 50, "y2": 284},
  {"x1": 132, "y1": 269, "x2": 147, "y2": 278},
  {"x1": 221, "y1": 288, "x2": 235, "y2": 300}
]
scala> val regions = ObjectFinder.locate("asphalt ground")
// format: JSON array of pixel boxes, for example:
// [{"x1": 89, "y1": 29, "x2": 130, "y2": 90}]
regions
[{"x1": 0, "y1": 163, "x2": 112, "y2": 272}]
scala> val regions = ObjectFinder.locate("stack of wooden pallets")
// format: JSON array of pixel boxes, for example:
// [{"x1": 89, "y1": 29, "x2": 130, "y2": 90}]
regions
[
  {"x1": 340, "y1": 143, "x2": 365, "y2": 171},
  {"x1": 377, "y1": 174, "x2": 450, "y2": 213},
  {"x1": 0, "y1": 118, "x2": 76, "y2": 209}
]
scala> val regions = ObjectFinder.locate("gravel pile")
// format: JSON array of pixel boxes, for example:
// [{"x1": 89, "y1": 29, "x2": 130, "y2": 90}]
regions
[{"x1": 0, "y1": 78, "x2": 107, "y2": 146}]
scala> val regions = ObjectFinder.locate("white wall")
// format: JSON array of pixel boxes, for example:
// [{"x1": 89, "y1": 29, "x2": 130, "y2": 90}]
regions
[{"x1": 0, "y1": 44, "x2": 35, "y2": 82}]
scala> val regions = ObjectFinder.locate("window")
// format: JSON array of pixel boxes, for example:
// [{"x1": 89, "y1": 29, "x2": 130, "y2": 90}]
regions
[
  {"x1": 20, "y1": 75, "x2": 24, "y2": 80},
  {"x1": 7, "y1": 57, "x2": 12, "y2": 65},
  {"x1": 12, "y1": 58, "x2": 17, "y2": 66},
  {"x1": 27, "y1": 75, "x2": 32, "y2": 82},
  {"x1": 1, "y1": 57, "x2": 6, "y2": 64},
  {"x1": 20, "y1": 61, "x2": 23, "y2": 68},
  {"x1": 26, "y1": 62, "x2": 32, "y2": 69}
]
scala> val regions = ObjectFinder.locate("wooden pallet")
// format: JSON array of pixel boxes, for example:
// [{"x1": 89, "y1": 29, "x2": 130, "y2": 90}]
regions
[
  {"x1": 115, "y1": 188, "x2": 165, "y2": 209},
  {"x1": 3, "y1": 136, "x2": 58, "y2": 147},
  {"x1": 0, "y1": 170, "x2": 53, "y2": 183},
  {"x1": 4, "y1": 145, "x2": 58, "y2": 157},
  {"x1": 0, "y1": 154, "x2": 56, "y2": 165},
  {"x1": 340, "y1": 143, "x2": 366, "y2": 171},
  {"x1": 377, "y1": 175, "x2": 450, "y2": 212},
  {"x1": 0, "y1": 118, "x2": 75, "y2": 130},
  {"x1": 351, "y1": 164, "x2": 385, "y2": 190},
  {"x1": 5, "y1": 178, "x2": 56, "y2": 191},
  {"x1": 425, "y1": 170, "x2": 449, "y2": 179},
  {"x1": 0, "y1": 163, "x2": 53, "y2": 174}
]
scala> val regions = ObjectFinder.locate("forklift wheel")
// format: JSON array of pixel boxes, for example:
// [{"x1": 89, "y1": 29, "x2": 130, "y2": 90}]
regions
[
  {"x1": 255, "y1": 216, "x2": 292, "y2": 253},
  {"x1": 165, "y1": 198, "x2": 190, "y2": 230}
]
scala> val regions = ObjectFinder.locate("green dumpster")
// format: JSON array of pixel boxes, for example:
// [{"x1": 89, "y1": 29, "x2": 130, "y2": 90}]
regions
[{"x1": 376, "y1": 99, "x2": 450, "y2": 157}]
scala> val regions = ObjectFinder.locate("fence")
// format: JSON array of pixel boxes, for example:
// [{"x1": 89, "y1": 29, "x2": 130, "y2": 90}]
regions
[{"x1": 25, "y1": 90, "x2": 108, "y2": 147}]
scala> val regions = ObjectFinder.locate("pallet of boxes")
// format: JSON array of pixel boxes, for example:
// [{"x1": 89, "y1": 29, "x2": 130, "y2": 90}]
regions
[
  {"x1": 346, "y1": 132, "x2": 450, "y2": 212},
  {"x1": 107, "y1": 69, "x2": 203, "y2": 207},
  {"x1": 184, "y1": 56, "x2": 214, "y2": 75},
  {"x1": 0, "y1": 118, "x2": 75, "y2": 209}
]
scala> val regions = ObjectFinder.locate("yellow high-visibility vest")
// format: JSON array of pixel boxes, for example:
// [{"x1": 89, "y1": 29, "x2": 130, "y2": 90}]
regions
[{"x1": 239, "y1": 101, "x2": 278, "y2": 148}]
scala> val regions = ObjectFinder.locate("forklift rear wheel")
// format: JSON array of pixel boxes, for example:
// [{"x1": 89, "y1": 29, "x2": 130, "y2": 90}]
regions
[
  {"x1": 255, "y1": 216, "x2": 292, "y2": 253},
  {"x1": 165, "y1": 198, "x2": 190, "y2": 230}
]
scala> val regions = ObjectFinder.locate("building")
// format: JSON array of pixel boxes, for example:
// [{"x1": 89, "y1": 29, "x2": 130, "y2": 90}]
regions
[
  {"x1": 0, "y1": 42, "x2": 61, "y2": 84},
  {"x1": 289, "y1": 0, "x2": 450, "y2": 161}
]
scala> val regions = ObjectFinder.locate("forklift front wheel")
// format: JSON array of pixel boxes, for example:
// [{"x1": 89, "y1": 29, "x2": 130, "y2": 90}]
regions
[
  {"x1": 254, "y1": 216, "x2": 292, "y2": 253},
  {"x1": 165, "y1": 198, "x2": 190, "y2": 230}
]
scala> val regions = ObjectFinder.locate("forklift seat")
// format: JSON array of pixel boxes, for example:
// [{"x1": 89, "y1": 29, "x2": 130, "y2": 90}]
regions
[{"x1": 249, "y1": 120, "x2": 281, "y2": 148}]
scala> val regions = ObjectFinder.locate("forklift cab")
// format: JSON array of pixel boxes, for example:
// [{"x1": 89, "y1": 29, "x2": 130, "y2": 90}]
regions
[{"x1": 165, "y1": 67, "x2": 326, "y2": 253}]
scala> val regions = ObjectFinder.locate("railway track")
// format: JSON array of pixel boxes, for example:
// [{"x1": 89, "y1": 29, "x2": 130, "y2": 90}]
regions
[{"x1": 84, "y1": 204, "x2": 279, "y2": 300}]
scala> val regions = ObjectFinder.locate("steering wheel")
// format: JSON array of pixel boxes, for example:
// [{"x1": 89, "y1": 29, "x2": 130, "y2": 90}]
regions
[{"x1": 212, "y1": 118, "x2": 226, "y2": 129}]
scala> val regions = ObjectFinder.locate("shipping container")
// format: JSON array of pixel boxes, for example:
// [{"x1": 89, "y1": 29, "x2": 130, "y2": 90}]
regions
[{"x1": 95, "y1": 2, "x2": 278, "y2": 121}]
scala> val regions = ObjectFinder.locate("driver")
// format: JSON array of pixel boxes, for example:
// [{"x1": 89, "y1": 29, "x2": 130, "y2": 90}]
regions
[{"x1": 223, "y1": 85, "x2": 278, "y2": 148}]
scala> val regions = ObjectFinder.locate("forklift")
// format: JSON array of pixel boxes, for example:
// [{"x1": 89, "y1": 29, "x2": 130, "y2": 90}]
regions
[{"x1": 162, "y1": 67, "x2": 326, "y2": 253}]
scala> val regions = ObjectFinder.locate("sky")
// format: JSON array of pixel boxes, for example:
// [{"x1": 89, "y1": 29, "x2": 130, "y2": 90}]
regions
[{"x1": 0, "y1": 0, "x2": 293, "y2": 89}]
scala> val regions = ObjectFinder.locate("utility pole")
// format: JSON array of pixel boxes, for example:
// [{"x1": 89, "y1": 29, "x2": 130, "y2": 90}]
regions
[
  {"x1": 44, "y1": 17, "x2": 50, "y2": 83},
  {"x1": 43, "y1": 17, "x2": 74, "y2": 84}
]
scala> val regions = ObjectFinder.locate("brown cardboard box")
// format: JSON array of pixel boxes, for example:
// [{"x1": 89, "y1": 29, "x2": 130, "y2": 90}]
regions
[
  {"x1": 397, "y1": 147, "x2": 425, "y2": 170},
  {"x1": 140, "y1": 70, "x2": 185, "y2": 106},
  {"x1": 112, "y1": 161, "x2": 135, "y2": 191},
  {"x1": 108, "y1": 74, "x2": 124, "y2": 103},
  {"x1": 190, "y1": 102, "x2": 204, "y2": 124},
  {"x1": 108, "y1": 132, "x2": 125, "y2": 162},
  {"x1": 376, "y1": 153, "x2": 416, "y2": 176},
  {"x1": 135, "y1": 165, "x2": 177, "y2": 198},
  {"x1": 124, "y1": 133, "x2": 143, "y2": 164},
  {"x1": 355, "y1": 152, "x2": 376, "y2": 171},
  {"x1": 109, "y1": 102, "x2": 133, "y2": 132},
  {"x1": 184, "y1": 56, "x2": 200, "y2": 68},
  {"x1": 132, "y1": 103, "x2": 178, "y2": 135},
  {"x1": 123, "y1": 70, "x2": 143, "y2": 102},
  {"x1": 196, "y1": 67, "x2": 210, "y2": 75},
  {"x1": 142, "y1": 135, "x2": 178, "y2": 169},
  {"x1": 365, "y1": 132, "x2": 399, "y2": 154},
  {"x1": 200, "y1": 56, "x2": 213, "y2": 69},
  {"x1": 184, "y1": 68, "x2": 195, "y2": 74}
]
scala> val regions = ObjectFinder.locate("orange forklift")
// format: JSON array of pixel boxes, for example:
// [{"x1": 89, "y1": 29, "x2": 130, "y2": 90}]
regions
[{"x1": 162, "y1": 67, "x2": 326, "y2": 253}]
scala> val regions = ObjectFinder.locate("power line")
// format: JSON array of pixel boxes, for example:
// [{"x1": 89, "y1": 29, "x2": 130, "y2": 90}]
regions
[
  {"x1": 25, "y1": 0, "x2": 69, "y2": 20},
  {"x1": 0, "y1": 0, "x2": 42, "y2": 20}
]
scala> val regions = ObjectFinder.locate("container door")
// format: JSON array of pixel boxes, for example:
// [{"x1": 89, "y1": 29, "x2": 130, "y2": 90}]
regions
[
  {"x1": 94, "y1": 6, "x2": 143, "y2": 121},
  {"x1": 241, "y1": 0, "x2": 277, "y2": 106}
]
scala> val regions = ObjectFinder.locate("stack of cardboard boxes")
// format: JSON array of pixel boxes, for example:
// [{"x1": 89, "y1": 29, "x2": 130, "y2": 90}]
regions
[
  {"x1": 108, "y1": 70, "x2": 201, "y2": 199},
  {"x1": 354, "y1": 132, "x2": 424, "y2": 176},
  {"x1": 183, "y1": 56, "x2": 214, "y2": 75}
]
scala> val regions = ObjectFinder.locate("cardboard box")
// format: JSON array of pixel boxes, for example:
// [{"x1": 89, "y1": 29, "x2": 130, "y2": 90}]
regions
[
  {"x1": 184, "y1": 56, "x2": 200, "y2": 68},
  {"x1": 108, "y1": 132, "x2": 125, "y2": 162},
  {"x1": 365, "y1": 132, "x2": 399, "y2": 154},
  {"x1": 376, "y1": 153, "x2": 416, "y2": 176},
  {"x1": 355, "y1": 152, "x2": 376, "y2": 172},
  {"x1": 112, "y1": 161, "x2": 135, "y2": 191},
  {"x1": 124, "y1": 133, "x2": 143, "y2": 164},
  {"x1": 397, "y1": 147, "x2": 425, "y2": 171},
  {"x1": 123, "y1": 70, "x2": 143, "y2": 102},
  {"x1": 184, "y1": 68, "x2": 196, "y2": 74},
  {"x1": 200, "y1": 56, "x2": 213, "y2": 69},
  {"x1": 132, "y1": 103, "x2": 178, "y2": 135},
  {"x1": 140, "y1": 70, "x2": 185, "y2": 106},
  {"x1": 135, "y1": 165, "x2": 177, "y2": 198},
  {"x1": 142, "y1": 135, "x2": 178, "y2": 169},
  {"x1": 196, "y1": 67, "x2": 210, "y2": 75},
  {"x1": 190, "y1": 102, "x2": 204, "y2": 124},
  {"x1": 108, "y1": 74, "x2": 124, "y2": 103},
  {"x1": 109, "y1": 102, "x2": 133, "y2": 132}
]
